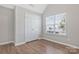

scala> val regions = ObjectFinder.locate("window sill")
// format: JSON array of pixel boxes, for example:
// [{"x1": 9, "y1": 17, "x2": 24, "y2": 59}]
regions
[{"x1": 46, "y1": 32, "x2": 66, "y2": 36}]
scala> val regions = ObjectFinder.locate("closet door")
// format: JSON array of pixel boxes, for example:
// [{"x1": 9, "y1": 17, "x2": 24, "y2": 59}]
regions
[
  {"x1": 25, "y1": 12, "x2": 33, "y2": 42},
  {"x1": 25, "y1": 12, "x2": 41, "y2": 42},
  {"x1": 31, "y1": 14, "x2": 41, "y2": 40}
]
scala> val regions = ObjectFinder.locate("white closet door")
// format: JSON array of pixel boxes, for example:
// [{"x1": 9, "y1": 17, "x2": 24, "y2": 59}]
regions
[
  {"x1": 25, "y1": 12, "x2": 29, "y2": 42},
  {"x1": 25, "y1": 12, "x2": 41, "y2": 42}
]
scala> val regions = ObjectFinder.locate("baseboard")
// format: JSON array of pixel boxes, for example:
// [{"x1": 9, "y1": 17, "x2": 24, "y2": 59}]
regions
[
  {"x1": 41, "y1": 37, "x2": 79, "y2": 49},
  {"x1": 15, "y1": 39, "x2": 40, "y2": 46},
  {"x1": 0, "y1": 41, "x2": 14, "y2": 45},
  {"x1": 15, "y1": 42, "x2": 26, "y2": 46}
]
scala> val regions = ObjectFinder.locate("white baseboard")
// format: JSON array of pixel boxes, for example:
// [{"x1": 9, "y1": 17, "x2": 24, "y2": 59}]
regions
[
  {"x1": 14, "y1": 38, "x2": 40, "y2": 46},
  {"x1": 0, "y1": 37, "x2": 79, "y2": 49},
  {"x1": 42, "y1": 37, "x2": 79, "y2": 49},
  {"x1": 0, "y1": 41, "x2": 14, "y2": 45},
  {"x1": 15, "y1": 42, "x2": 26, "y2": 46}
]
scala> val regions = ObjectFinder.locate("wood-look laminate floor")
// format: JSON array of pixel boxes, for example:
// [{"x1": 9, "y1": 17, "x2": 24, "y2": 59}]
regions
[{"x1": 0, "y1": 39, "x2": 79, "y2": 54}]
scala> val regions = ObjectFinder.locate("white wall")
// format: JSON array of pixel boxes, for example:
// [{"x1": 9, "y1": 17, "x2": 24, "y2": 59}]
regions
[
  {"x1": 0, "y1": 6, "x2": 14, "y2": 43},
  {"x1": 0, "y1": 5, "x2": 41, "y2": 45},
  {"x1": 42, "y1": 4, "x2": 79, "y2": 47},
  {"x1": 15, "y1": 6, "x2": 25, "y2": 44},
  {"x1": 15, "y1": 6, "x2": 41, "y2": 45}
]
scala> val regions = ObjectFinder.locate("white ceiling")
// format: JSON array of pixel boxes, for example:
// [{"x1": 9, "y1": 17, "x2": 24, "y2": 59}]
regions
[{"x1": 0, "y1": 4, "x2": 48, "y2": 14}]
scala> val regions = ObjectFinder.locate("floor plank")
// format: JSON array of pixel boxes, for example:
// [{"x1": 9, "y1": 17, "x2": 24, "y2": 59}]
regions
[{"x1": 0, "y1": 39, "x2": 79, "y2": 54}]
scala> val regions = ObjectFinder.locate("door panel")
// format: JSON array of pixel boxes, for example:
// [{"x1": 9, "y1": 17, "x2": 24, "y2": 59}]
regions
[{"x1": 25, "y1": 12, "x2": 41, "y2": 42}]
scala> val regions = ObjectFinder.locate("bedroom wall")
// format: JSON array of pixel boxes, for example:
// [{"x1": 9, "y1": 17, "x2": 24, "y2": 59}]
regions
[
  {"x1": 42, "y1": 4, "x2": 79, "y2": 47},
  {"x1": 0, "y1": 6, "x2": 14, "y2": 43},
  {"x1": 15, "y1": 6, "x2": 42, "y2": 45},
  {"x1": 15, "y1": 6, "x2": 25, "y2": 45}
]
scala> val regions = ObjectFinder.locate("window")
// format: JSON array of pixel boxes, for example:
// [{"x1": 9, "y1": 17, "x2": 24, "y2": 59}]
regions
[{"x1": 46, "y1": 13, "x2": 66, "y2": 35}]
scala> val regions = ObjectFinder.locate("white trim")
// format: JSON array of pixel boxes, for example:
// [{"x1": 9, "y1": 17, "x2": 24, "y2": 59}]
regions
[
  {"x1": 0, "y1": 41, "x2": 14, "y2": 45},
  {"x1": 41, "y1": 37, "x2": 79, "y2": 49},
  {"x1": 15, "y1": 42, "x2": 26, "y2": 46}
]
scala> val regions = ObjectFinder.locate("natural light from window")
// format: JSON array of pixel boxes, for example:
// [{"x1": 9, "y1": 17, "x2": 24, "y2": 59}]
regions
[{"x1": 46, "y1": 13, "x2": 66, "y2": 36}]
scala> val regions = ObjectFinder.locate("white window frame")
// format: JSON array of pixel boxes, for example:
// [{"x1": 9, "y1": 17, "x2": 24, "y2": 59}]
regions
[{"x1": 46, "y1": 13, "x2": 66, "y2": 36}]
